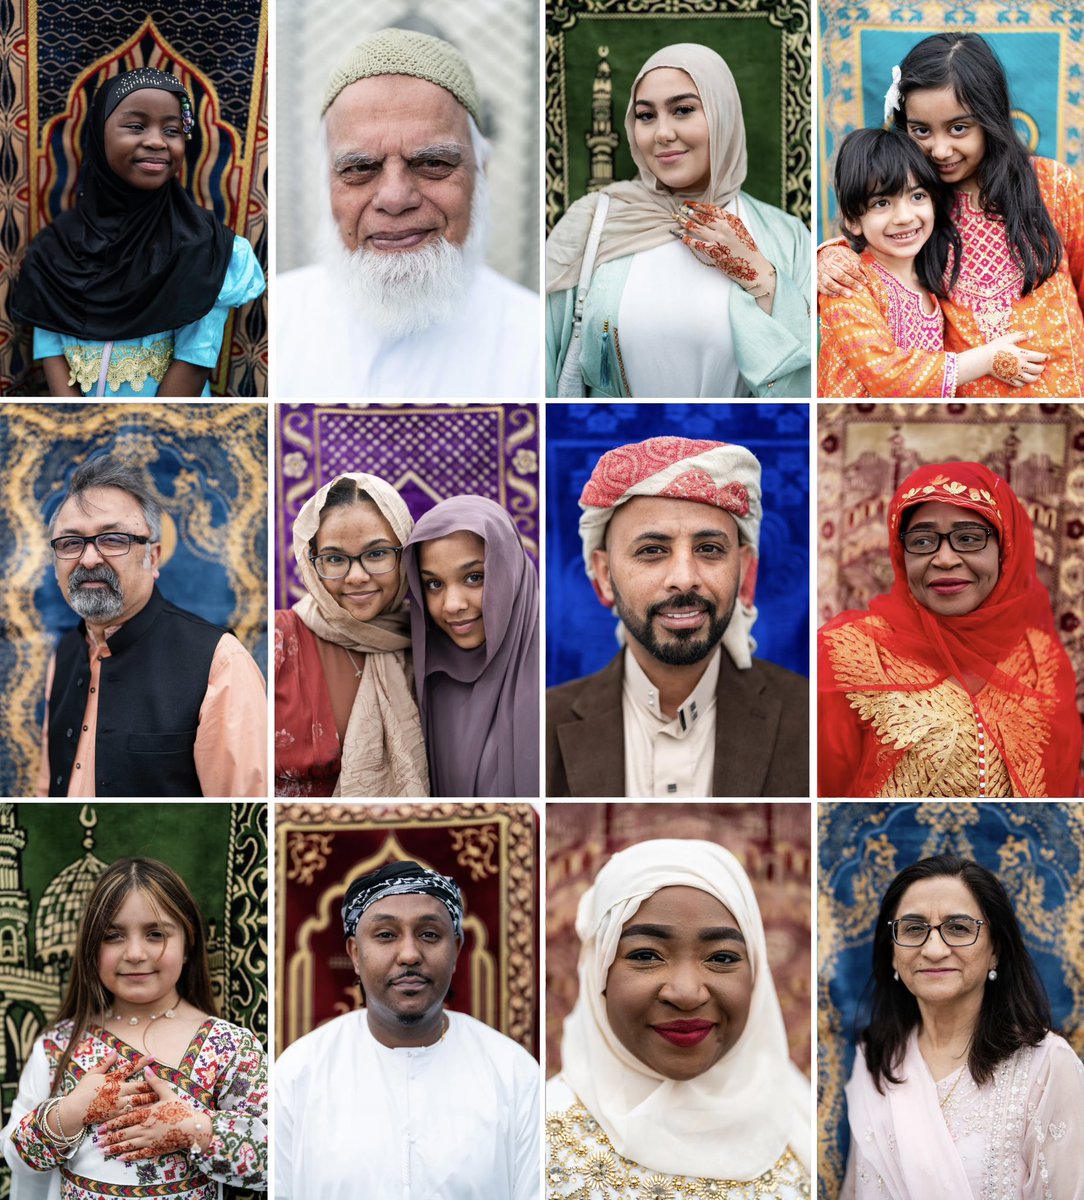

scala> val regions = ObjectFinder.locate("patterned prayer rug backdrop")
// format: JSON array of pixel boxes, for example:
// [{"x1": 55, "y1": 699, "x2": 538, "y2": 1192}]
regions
[
  {"x1": 274, "y1": 802, "x2": 539, "y2": 1060},
  {"x1": 546, "y1": 802, "x2": 812, "y2": 1078},
  {"x1": 818, "y1": 402, "x2": 1084, "y2": 747},
  {"x1": 0, "y1": 402, "x2": 267, "y2": 797},
  {"x1": 817, "y1": 0, "x2": 1084, "y2": 242},
  {"x1": 546, "y1": 0, "x2": 811, "y2": 232},
  {"x1": 0, "y1": 801, "x2": 267, "y2": 1200},
  {"x1": 275, "y1": 403, "x2": 539, "y2": 610},
  {"x1": 817, "y1": 801, "x2": 1084, "y2": 1200},
  {"x1": 0, "y1": 0, "x2": 268, "y2": 396},
  {"x1": 546, "y1": 401, "x2": 809, "y2": 687},
  {"x1": 276, "y1": 0, "x2": 538, "y2": 291}
]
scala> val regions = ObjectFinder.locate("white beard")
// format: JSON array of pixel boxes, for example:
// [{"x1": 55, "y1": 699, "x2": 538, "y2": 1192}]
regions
[{"x1": 321, "y1": 174, "x2": 490, "y2": 339}]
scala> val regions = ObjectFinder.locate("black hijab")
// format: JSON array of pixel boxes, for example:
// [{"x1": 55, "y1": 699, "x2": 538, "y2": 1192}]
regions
[{"x1": 11, "y1": 68, "x2": 233, "y2": 340}]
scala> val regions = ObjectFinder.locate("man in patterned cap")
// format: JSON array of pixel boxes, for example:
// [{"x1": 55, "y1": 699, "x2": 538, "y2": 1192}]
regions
[
  {"x1": 276, "y1": 26, "x2": 539, "y2": 398},
  {"x1": 275, "y1": 859, "x2": 540, "y2": 1199},
  {"x1": 547, "y1": 436, "x2": 808, "y2": 797}
]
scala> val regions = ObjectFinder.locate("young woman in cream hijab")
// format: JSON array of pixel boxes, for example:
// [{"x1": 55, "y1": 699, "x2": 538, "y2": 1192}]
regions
[
  {"x1": 274, "y1": 472, "x2": 429, "y2": 797},
  {"x1": 547, "y1": 838, "x2": 811, "y2": 1196},
  {"x1": 546, "y1": 44, "x2": 811, "y2": 398}
]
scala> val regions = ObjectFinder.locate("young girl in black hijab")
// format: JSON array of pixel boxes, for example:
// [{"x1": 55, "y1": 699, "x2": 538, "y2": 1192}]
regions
[{"x1": 12, "y1": 67, "x2": 264, "y2": 396}]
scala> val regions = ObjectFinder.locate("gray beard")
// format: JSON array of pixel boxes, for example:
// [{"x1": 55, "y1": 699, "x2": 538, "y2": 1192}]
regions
[
  {"x1": 320, "y1": 174, "x2": 490, "y2": 339},
  {"x1": 64, "y1": 564, "x2": 125, "y2": 622}
]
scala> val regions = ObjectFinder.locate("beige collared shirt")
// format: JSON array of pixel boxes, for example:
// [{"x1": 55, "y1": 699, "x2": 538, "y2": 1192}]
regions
[{"x1": 621, "y1": 644, "x2": 720, "y2": 798}]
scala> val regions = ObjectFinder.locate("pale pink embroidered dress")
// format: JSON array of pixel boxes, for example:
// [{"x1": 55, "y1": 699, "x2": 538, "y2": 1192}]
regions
[{"x1": 842, "y1": 1030, "x2": 1084, "y2": 1199}]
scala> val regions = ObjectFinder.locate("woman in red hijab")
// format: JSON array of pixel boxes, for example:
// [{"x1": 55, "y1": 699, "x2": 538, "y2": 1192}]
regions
[{"x1": 819, "y1": 462, "x2": 1081, "y2": 797}]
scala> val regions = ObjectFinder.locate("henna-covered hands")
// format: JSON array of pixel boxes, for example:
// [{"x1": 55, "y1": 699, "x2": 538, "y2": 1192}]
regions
[
  {"x1": 817, "y1": 243, "x2": 865, "y2": 298},
  {"x1": 48, "y1": 1050, "x2": 154, "y2": 1141},
  {"x1": 97, "y1": 1069, "x2": 212, "y2": 1163},
  {"x1": 674, "y1": 202, "x2": 777, "y2": 311}
]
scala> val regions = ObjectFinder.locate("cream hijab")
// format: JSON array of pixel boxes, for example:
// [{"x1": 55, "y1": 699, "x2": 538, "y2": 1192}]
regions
[
  {"x1": 291, "y1": 472, "x2": 429, "y2": 797},
  {"x1": 559, "y1": 839, "x2": 810, "y2": 1180},
  {"x1": 546, "y1": 44, "x2": 748, "y2": 295}
]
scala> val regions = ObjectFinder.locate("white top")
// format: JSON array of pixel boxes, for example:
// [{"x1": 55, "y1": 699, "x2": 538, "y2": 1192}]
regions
[
  {"x1": 273, "y1": 263, "x2": 541, "y2": 397},
  {"x1": 622, "y1": 645, "x2": 720, "y2": 797},
  {"x1": 617, "y1": 199, "x2": 746, "y2": 399},
  {"x1": 274, "y1": 1009, "x2": 540, "y2": 1200}
]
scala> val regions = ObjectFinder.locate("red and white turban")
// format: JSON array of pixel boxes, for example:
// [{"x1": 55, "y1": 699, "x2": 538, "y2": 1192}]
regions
[{"x1": 578, "y1": 436, "x2": 763, "y2": 668}]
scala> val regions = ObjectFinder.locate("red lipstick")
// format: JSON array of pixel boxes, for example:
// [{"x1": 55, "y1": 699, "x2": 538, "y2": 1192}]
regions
[{"x1": 651, "y1": 1019, "x2": 715, "y2": 1047}]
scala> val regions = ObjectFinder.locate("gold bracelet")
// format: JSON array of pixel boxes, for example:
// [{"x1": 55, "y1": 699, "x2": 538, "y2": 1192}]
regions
[{"x1": 740, "y1": 263, "x2": 776, "y2": 299}]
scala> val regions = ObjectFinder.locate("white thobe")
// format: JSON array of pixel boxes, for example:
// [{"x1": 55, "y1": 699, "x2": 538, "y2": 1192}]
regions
[
  {"x1": 622, "y1": 645, "x2": 720, "y2": 798},
  {"x1": 274, "y1": 1009, "x2": 540, "y2": 1200},
  {"x1": 273, "y1": 263, "x2": 541, "y2": 397}
]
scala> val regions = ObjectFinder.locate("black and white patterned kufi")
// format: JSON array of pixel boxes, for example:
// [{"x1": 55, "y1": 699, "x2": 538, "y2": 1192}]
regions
[{"x1": 342, "y1": 860, "x2": 464, "y2": 939}]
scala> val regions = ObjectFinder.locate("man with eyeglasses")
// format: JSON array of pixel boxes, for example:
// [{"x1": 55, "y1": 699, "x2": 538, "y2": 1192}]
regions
[{"x1": 36, "y1": 454, "x2": 267, "y2": 797}]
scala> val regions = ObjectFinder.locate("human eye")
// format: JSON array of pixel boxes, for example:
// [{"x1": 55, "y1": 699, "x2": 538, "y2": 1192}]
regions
[
  {"x1": 102, "y1": 930, "x2": 125, "y2": 943},
  {"x1": 911, "y1": 190, "x2": 929, "y2": 203},
  {"x1": 319, "y1": 553, "x2": 347, "y2": 568},
  {"x1": 900, "y1": 919, "x2": 928, "y2": 936},
  {"x1": 634, "y1": 108, "x2": 655, "y2": 123},
  {"x1": 97, "y1": 533, "x2": 131, "y2": 551},
  {"x1": 944, "y1": 919, "x2": 974, "y2": 936},
  {"x1": 54, "y1": 536, "x2": 85, "y2": 555},
  {"x1": 951, "y1": 122, "x2": 971, "y2": 135},
  {"x1": 634, "y1": 544, "x2": 667, "y2": 557},
  {"x1": 464, "y1": 571, "x2": 485, "y2": 586},
  {"x1": 708, "y1": 950, "x2": 743, "y2": 966},
  {"x1": 696, "y1": 542, "x2": 726, "y2": 557},
  {"x1": 953, "y1": 529, "x2": 985, "y2": 546},
  {"x1": 363, "y1": 547, "x2": 394, "y2": 565},
  {"x1": 906, "y1": 532, "x2": 937, "y2": 551},
  {"x1": 673, "y1": 103, "x2": 698, "y2": 117},
  {"x1": 424, "y1": 578, "x2": 443, "y2": 592},
  {"x1": 625, "y1": 948, "x2": 663, "y2": 963}
]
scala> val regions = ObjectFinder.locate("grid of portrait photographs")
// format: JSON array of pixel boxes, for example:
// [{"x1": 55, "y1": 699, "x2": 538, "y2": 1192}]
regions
[{"x1": 1, "y1": 1, "x2": 1082, "y2": 1197}]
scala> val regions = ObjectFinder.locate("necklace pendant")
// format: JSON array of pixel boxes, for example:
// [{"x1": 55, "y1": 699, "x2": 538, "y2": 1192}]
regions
[{"x1": 128, "y1": 1016, "x2": 139, "y2": 1026}]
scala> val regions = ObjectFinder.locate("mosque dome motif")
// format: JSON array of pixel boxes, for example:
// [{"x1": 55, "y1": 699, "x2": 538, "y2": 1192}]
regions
[{"x1": 35, "y1": 806, "x2": 105, "y2": 965}]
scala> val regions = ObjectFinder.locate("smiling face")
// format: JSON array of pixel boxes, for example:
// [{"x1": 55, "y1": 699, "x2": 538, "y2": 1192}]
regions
[
  {"x1": 418, "y1": 529, "x2": 487, "y2": 650},
  {"x1": 347, "y1": 893, "x2": 460, "y2": 1045},
  {"x1": 902, "y1": 500, "x2": 1000, "y2": 616},
  {"x1": 891, "y1": 875, "x2": 996, "y2": 1012},
  {"x1": 97, "y1": 888, "x2": 185, "y2": 1014},
  {"x1": 632, "y1": 68, "x2": 711, "y2": 194},
  {"x1": 52, "y1": 486, "x2": 160, "y2": 627},
  {"x1": 604, "y1": 886, "x2": 752, "y2": 1081},
  {"x1": 592, "y1": 497, "x2": 751, "y2": 670},
  {"x1": 314, "y1": 502, "x2": 402, "y2": 621},
  {"x1": 104, "y1": 87, "x2": 185, "y2": 190},
  {"x1": 325, "y1": 74, "x2": 475, "y2": 255},
  {"x1": 904, "y1": 86, "x2": 986, "y2": 192},
  {"x1": 845, "y1": 177, "x2": 934, "y2": 271}
]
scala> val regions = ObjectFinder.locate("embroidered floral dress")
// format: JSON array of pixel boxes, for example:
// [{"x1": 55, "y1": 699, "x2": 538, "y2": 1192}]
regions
[
  {"x1": 32, "y1": 236, "x2": 264, "y2": 396},
  {"x1": 2, "y1": 1018, "x2": 267, "y2": 1200},
  {"x1": 818, "y1": 253, "x2": 957, "y2": 398},
  {"x1": 545, "y1": 1077, "x2": 810, "y2": 1200}
]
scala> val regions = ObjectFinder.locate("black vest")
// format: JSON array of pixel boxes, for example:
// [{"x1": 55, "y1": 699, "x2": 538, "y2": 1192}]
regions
[{"x1": 48, "y1": 587, "x2": 225, "y2": 797}]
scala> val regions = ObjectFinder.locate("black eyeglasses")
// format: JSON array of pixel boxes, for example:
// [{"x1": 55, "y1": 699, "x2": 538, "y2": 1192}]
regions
[
  {"x1": 309, "y1": 547, "x2": 403, "y2": 579},
  {"x1": 901, "y1": 527, "x2": 996, "y2": 556},
  {"x1": 888, "y1": 916, "x2": 985, "y2": 947},
  {"x1": 50, "y1": 533, "x2": 152, "y2": 559}
]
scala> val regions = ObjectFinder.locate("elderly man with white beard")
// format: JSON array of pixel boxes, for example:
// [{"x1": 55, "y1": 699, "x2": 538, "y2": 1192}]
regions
[{"x1": 275, "y1": 28, "x2": 540, "y2": 397}]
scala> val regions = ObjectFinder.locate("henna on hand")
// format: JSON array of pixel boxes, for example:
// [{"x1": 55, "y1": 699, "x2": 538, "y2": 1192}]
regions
[
  {"x1": 83, "y1": 1060, "x2": 135, "y2": 1125},
  {"x1": 682, "y1": 235, "x2": 760, "y2": 283},
  {"x1": 100, "y1": 1098, "x2": 203, "y2": 1162},
  {"x1": 683, "y1": 202, "x2": 759, "y2": 252}
]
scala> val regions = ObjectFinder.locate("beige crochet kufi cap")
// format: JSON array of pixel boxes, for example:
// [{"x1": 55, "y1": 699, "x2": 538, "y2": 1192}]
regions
[{"x1": 321, "y1": 28, "x2": 481, "y2": 121}]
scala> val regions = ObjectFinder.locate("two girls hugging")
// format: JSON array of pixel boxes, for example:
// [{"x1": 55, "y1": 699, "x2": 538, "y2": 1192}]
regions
[{"x1": 818, "y1": 33, "x2": 1084, "y2": 398}]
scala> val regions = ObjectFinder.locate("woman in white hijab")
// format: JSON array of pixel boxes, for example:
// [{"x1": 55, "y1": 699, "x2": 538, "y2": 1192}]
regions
[
  {"x1": 546, "y1": 44, "x2": 810, "y2": 399},
  {"x1": 547, "y1": 838, "x2": 811, "y2": 1196}
]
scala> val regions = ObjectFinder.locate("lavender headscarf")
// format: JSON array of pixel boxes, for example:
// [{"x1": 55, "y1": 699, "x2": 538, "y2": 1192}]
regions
[{"x1": 404, "y1": 496, "x2": 539, "y2": 797}]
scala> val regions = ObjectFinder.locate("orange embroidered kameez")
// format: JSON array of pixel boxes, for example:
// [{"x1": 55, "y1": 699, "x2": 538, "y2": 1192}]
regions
[
  {"x1": 818, "y1": 253, "x2": 957, "y2": 397},
  {"x1": 945, "y1": 158, "x2": 1084, "y2": 396}
]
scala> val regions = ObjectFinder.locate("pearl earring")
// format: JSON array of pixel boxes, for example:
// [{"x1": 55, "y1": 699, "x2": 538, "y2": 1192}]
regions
[
  {"x1": 893, "y1": 969, "x2": 899, "y2": 981},
  {"x1": 988, "y1": 969, "x2": 998, "y2": 982}
]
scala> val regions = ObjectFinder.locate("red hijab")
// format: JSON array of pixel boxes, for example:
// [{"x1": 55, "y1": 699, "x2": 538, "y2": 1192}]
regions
[{"x1": 820, "y1": 462, "x2": 1081, "y2": 796}]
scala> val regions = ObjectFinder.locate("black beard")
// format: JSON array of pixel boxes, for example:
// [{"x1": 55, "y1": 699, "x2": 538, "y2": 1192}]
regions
[{"x1": 612, "y1": 586, "x2": 736, "y2": 667}]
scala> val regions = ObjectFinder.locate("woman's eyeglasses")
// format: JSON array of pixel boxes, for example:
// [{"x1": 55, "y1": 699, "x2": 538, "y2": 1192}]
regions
[
  {"x1": 900, "y1": 527, "x2": 995, "y2": 556},
  {"x1": 309, "y1": 547, "x2": 402, "y2": 579},
  {"x1": 888, "y1": 916, "x2": 984, "y2": 947}
]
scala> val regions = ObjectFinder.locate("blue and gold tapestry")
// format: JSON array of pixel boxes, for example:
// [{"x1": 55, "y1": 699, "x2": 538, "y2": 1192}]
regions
[
  {"x1": 0, "y1": 0, "x2": 268, "y2": 395},
  {"x1": 818, "y1": 0, "x2": 1084, "y2": 242},
  {"x1": 0, "y1": 403, "x2": 267, "y2": 797},
  {"x1": 275, "y1": 403, "x2": 539, "y2": 611},
  {"x1": 546, "y1": 401, "x2": 809, "y2": 687},
  {"x1": 818, "y1": 801, "x2": 1084, "y2": 1199}
]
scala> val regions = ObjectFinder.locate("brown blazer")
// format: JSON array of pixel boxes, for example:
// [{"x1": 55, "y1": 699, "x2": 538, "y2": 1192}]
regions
[{"x1": 546, "y1": 649, "x2": 809, "y2": 797}]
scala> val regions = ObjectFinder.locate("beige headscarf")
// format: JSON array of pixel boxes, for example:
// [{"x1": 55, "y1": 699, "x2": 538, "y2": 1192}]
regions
[
  {"x1": 546, "y1": 43, "x2": 748, "y2": 295},
  {"x1": 291, "y1": 473, "x2": 429, "y2": 798}
]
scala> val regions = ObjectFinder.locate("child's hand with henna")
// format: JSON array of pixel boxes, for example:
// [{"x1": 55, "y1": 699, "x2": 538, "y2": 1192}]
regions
[
  {"x1": 54, "y1": 1051, "x2": 154, "y2": 1135},
  {"x1": 817, "y1": 243, "x2": 865, "y2": 298},
  {"x1": 675, "y1": 201, "x2": 773, "y2": 294},
  {"x1": 97, "y1": 1070, "x2": 212, "y2": 1163}
]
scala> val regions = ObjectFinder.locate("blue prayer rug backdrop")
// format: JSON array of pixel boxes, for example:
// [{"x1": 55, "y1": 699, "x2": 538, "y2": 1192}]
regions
[
  {"x1": 545, "y1": 401, "x2": 809, "y2": 688},
  {"x1": 0, "y1": 403, "x2": 267, "y2": 797},
  {"x1": 818, "y1": 1, "x2": 1084, "y2": 242},
  {"x1": 818, "y1": 801, "x2": 1084, "y2": 1200},
  {"x1": 274, "y1": 403, "x2": 539, "y2": 611},
  {"x1": 0, "y1": 0, "x2": 268, "y2": 395}
]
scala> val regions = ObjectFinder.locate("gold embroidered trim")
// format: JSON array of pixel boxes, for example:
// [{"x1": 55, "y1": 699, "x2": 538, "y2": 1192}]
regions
[
  {"x1": 64, "y1": 339, "x2": 174, "y2": 394},
  {"x1": 546, "y1": 1101, "x2": 810, "y2": 1199},
  {"x1": 889, "y1": 475, "x2": 1002, "y2": 534}
]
